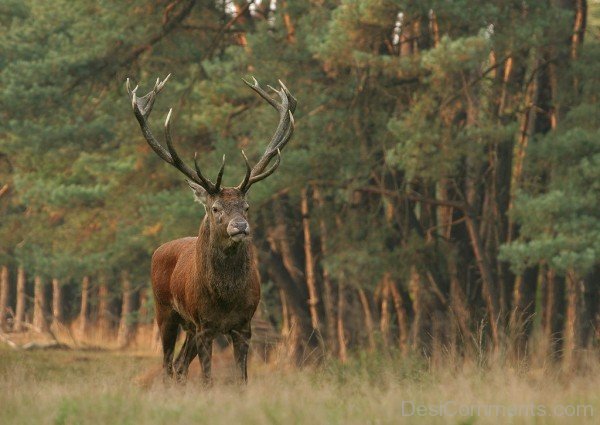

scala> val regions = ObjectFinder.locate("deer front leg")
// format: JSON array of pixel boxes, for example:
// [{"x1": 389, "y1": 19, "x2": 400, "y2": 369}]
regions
[
  {"x1": 231, "y1": 325, "x2": 251, "y2": 384},
  {"x1": 157, "y1": 309, "x2": 180, "y2": 382},
  {"x1": 174, "y1": 331, "x2": 197, "y2": 383},
  {"x1": 195, "y1": 330, "x2": 214, "y2": 386}
]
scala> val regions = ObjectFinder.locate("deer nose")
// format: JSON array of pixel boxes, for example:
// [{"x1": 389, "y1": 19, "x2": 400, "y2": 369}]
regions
[{"x1": 227, "y1": 220, "x2": 249, "y2": 237}]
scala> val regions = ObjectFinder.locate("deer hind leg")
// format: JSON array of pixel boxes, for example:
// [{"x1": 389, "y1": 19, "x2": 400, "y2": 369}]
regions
[
  {"x1": 157, "y1": 309, "x2": 181, "y2": 381},
  {"x1": 174, "y1": 331, "x2": 197, "y2": 383},
  {"x1": 231, "y1": 324, "x2": 251, "y2": 384},
  {"x1": 195, "y1": 330, "x2": 214, "y2": 386}
]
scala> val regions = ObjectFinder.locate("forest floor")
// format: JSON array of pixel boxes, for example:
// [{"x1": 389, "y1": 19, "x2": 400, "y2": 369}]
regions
[{"x1": 0, "y1": 343, "x2": 599, "y2": 425}]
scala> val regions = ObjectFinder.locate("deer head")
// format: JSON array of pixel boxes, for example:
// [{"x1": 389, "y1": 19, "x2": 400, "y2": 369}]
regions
[{"x1": 127, "y1": 75, "x2": 296, "y2": 244}]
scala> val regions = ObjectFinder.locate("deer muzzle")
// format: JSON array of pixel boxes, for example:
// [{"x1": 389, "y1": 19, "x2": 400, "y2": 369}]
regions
[{"x1": 227, "y1": 220, "x2": 250, "y2": 242}]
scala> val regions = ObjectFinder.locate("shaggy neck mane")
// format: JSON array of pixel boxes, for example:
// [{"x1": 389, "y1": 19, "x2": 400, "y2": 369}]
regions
[{"x1": 195, "y1": 216, "x2": 251, "y2": 300}]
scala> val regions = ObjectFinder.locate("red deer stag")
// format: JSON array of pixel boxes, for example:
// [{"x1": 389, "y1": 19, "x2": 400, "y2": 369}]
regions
[{"x1": 127, "y1": 75, "x2": 296, "y2": 384}]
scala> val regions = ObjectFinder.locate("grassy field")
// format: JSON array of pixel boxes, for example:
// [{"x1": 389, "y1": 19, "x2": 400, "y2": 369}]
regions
[{"x1": 0, "y1": 344, "x2": 598, "y2": 425}]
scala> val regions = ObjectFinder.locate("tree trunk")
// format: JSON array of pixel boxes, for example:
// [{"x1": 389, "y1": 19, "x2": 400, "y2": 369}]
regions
[
  {"x1": 399, "y1": 14, "x2": 412, "y2": 57},
  {"x1": 379, "y1": 277, "x2": 392, "y2": 348},
  {"x1": 542, "y1": 269, "x2": 555, "y2": 340},
  {"x1": 33, "y1": 275, "x2": 49, "y2": 332},
  {"x1": 278, "y1": 285, "x2": 302, "y2": 363},
  {"x1": 0, "y1": 266, "x2": 9, "y2": 330},
  {"x1": 357, "y1": 287, "x2": 376, "y2": 351},
  {"x1": 313, "y1": 186, "x2": 337, "y2": 354},
  {"x1": 464, "y1": 214, "x2": 501, "y2": 347},
  {"x1": 138, "y1": 285, "x2": 150, "y2": 323},
  {"x1": 388, "y1": 277, "x2": 410, "y2": 354},
  {"x1": 279, "y1": 288, "x2": 290, "y2": 336},
  {"x1": 269, "y1": 198, "x2": 305, "y2": 284},
  {"x1": 79, "y1": 276, "x2": 90, "y2": 336},
  {"x1": 97, "y1": 276, "x2": 110, "y2": 340},
  {"x1": 265, "y1": 249, "x2": 315, "y2": 362},
  {"x1": 408, "y1": 267, "x2": 423, "y2": 349},
  {"x1": 497, "y1": 56, "x2": 513, "y2": 115},
  {"x1": 336, "y1": 280, "x2": 347, "y2": 363},
  {"x1": 570, "y1": 0, "x2": 587, "y2": 90},
  {"x1": 563, "y1": 271, "x2": 583, "y2": 368},
  {"x1": 447, "y1": 256, "x2": 472, "y2": 344},
  {"x1": 429, "y1": 10, "x2": 440, "y2": 47},
  {"x1": 151, "y1": 320, "x2": 161, "y2": 352},
  {"x1": 280, "y1": 0, "x2": 296, "y2": 43},
  {"x1": 301, "y1": 187, "x2": 321, "y2": 333},
  {"x1": 51, "y1": 278, "x2": 63, "y2": 328},
  {"x1": 462, "y1": 72, "x2": 501, "y2": 348},
  {"x1": 436, "y1": 180, "x2": 454, "y2": 240},
  {"x1": 14, "y1": 267, "x2": 26, "y2": 332},
  {"x1": 507, "y1": 73, "x2": 538, "y2": 238},
  {"x1": 117, "y1": 272, "x2": 134, "y2": 348},
  {"x1": 510, "y1": 267, "x2": 538, "y2": 349},
  {"x1": 286, "y1": 312, "x2": 305, "y2": 364},
  {"x1": 582, "y1": 267, "x2": 599, "y2": 347},
  {"x1": 544, "y1": 270, "x2": 566, "y2": 359}
]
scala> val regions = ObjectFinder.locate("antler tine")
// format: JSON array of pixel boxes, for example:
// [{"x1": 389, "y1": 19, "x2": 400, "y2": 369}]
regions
[
  {"x1": 131, "y1": 89, "x2": 173, "y2": 164},
  {"x1": 156, "y1": 73, "x2": 171, "y2": 92},
  {"x1": 128, "y1": 75, "x2": 221, "y2": 194},
  {"x1": 247, "y1": 149, "x2": 281, "y2": 186},
  {"x1": 129, "y1": 74, "x2": 170, "y2": 120},
  {"x1": 126, "y1": 78, "x2": 139, "y2": 97},
  {"x1": 237, "y1": 78, "x2": 296, "y2": 192},
  {"x1": 193, "y1": 152, "x2": 217, "y2": 191},
  {"x1": 245, "y1": 111, "x2": 294, "y2": 188},
  {"x1": 237, "y1": 150, "x2": 252, "y2": 191},
  {"x1": 272, "y1": 109, "x2": 295, "y2": 152},
  {"x1": 164, "y1": 109, "x2": 215, "y2": 190},
  {"x1": 279, "y1": 79, "x2": 298, "y2": 113},
  {"x1": 215, "y1": 155, "x2": 226, "y2": 191},
  {"x1": 242, "y1": 76, "x2": 279, "y2": 109},
  {"x1": 248, "y1": 88, "x2": 289, "y2": 173},
  {"x1": 251, "y1": 109, "x2": 295, "y2": 180}
]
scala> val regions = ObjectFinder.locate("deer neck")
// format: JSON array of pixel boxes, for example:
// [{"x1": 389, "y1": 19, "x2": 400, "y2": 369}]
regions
[{"x1": 195, "y1": 216, "x2": 251, "y2": 299}]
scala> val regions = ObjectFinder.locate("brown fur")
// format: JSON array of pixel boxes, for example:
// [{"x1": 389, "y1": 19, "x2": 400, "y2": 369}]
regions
[{"x1": 151, "y1": 188, "x2": 260, "y2": 384}]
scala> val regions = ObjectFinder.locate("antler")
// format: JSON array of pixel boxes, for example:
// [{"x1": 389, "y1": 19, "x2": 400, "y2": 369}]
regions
[
  {"x1": 237, "y1": 77, "x2": 297, "y2": 193},
  {"x1": 126, "y1": 75, "x2": 225, "y2": 194}
]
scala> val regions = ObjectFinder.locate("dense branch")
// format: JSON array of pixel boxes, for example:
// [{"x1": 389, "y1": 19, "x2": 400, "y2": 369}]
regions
[{"x1": 68, "y1": 0, "x2": 197, "y2": 90}]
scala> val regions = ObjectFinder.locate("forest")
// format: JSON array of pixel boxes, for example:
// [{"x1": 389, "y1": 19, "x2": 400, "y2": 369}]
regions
[{"x1": 0, "y1": 0, "x2": 599, "y2": 376}]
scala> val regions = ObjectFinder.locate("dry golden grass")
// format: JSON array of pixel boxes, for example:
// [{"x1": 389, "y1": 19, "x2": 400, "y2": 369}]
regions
[{"x1": 0, "y1": 343, "x2": 598, "y2": 425}]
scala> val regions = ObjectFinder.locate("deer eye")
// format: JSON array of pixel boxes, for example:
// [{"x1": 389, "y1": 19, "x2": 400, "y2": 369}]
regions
[{"x1": 212, "y1": 206, "x2": 219, "y2": 213}]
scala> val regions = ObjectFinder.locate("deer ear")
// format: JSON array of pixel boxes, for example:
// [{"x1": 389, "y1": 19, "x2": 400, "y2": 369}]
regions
[{"x1": 187, "y1": 180, "x2": 208, "y2": 205}]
